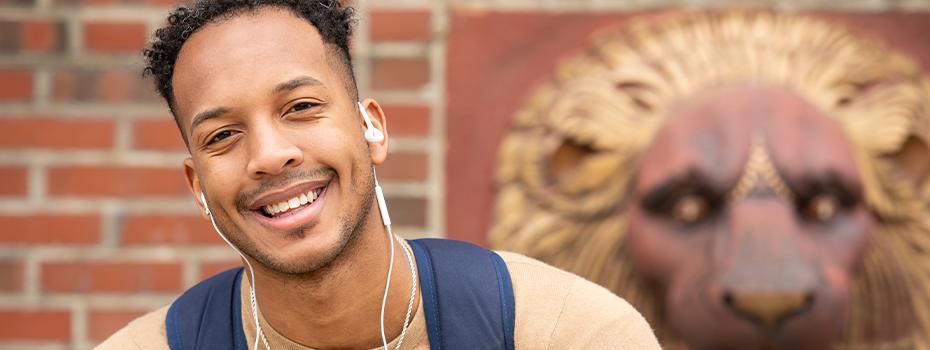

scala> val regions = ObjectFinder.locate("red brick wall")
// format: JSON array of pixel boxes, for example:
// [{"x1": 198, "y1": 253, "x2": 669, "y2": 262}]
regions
[
  {"x1": 0, "y1": 0, "x2": 440, "y2": 347},
  {"x1": 0, "y1": 0, "x2": 927, "y2": 347}
]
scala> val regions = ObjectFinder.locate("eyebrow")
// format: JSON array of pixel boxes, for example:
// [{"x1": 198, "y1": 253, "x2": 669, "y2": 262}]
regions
[
  {"x1": 784, "y1": 171, "x2": 862, "y2": 201},
  {"x1": 273, "y1": 75, "x2": 323, "y2": 94},
  {"x1": 190, "y1": 107, "x2": 231, "y2": 135},
  {"x1": 640, "y1": 169, "x2": 726, "y2": 201}
]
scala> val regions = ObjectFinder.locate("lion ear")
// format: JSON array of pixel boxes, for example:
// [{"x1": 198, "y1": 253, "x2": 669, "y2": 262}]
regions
[
  {"x1": 885, "y1": 135, "x2": 930, "y2": 191},
  {"x1": 550, "y1": 138, "x2": 597, "y2": 182}
]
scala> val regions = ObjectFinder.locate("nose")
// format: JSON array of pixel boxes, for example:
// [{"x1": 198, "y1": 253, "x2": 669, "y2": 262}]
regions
[
  {"x1": 246, "y1": 124, "x2": 303, "y2": 177},
  {"x1": 723, "y1": 290, "x2": 815, "y2": 331}
]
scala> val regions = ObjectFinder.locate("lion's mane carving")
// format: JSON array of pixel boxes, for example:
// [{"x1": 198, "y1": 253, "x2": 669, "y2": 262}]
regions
[{"x1": 490, "y1": 12, "x2": 930, "y2": 348}]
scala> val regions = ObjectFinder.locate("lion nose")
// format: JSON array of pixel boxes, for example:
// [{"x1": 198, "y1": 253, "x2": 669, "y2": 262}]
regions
[{"x1": 722, "y1": 290, "x2": 815, "y2": 330}]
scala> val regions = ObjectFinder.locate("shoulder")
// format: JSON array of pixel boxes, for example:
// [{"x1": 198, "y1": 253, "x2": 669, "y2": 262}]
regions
[
  {"x1": 94, "y1": 305, "x2": 170, "y2": 350},
  {"x1": 496, "y1": 251, "x2": 661, "y2": 349}
]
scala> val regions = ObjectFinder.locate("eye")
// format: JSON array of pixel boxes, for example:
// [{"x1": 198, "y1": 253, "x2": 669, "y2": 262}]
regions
[
  {"x1": 803, "y1": 194, "x2": 839, "y2": 222},
  {"x1": 639, "y1": 174, "x2": 724, "y2": 227},
  {"x1": 208, "y1": 130, "x2": 236, "y2": 145},
  {"x1": 287, "y1": 101, "x2": 318, "y2": 114},
  {"x1": 672, "y1": 194, "x2": 710, "y2": 224}
]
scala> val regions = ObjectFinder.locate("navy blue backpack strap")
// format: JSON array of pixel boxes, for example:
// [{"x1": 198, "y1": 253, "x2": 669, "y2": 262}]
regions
[
  {"x1": 408, "y1": 238, "x2": 515, "y2": 350},
  {"x1": 165, "y1": 267, "x2": 248, "y2": 350}
]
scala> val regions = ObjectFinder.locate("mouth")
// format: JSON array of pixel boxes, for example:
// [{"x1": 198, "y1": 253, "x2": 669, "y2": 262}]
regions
[
  {"x1": 259, "y1": 186, "x2": 325, "y2": 218},
  {"x1": 248, "y1": 178, "x2": 332, "y2": 231}
]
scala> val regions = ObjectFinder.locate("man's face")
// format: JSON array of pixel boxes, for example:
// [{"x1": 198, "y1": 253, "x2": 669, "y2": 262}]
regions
[{"x1": 172, "y1": 8, "x2": 386, "y2": 275}]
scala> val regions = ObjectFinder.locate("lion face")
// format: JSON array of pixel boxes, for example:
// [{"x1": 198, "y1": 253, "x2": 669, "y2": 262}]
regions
[
  {"x1": 491, "y1": 11, "x2": 930, "y2": 349},
  {"x1": 627, "y1": 86, "x2": 875, "y2": 349}
]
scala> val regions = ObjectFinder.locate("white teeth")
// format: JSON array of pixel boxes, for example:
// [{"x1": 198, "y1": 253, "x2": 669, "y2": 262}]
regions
[{"x1": 261, "y1": 188, "x2": 323, "y2": 217}]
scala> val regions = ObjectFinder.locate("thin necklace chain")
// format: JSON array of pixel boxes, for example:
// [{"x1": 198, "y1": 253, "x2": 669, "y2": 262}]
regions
[
  {"x1": 251, "y1": 235, "x2": 418, "y2": 350},
  {"x1": 394, "y1": 237, "x2": 418, "y2": 350}
]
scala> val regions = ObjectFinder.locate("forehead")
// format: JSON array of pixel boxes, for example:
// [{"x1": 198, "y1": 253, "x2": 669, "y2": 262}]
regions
[
  {"x1": 171, "y1": 7, "x2": 340, "y2": 125},
  {"x1": 636, "y1": 86, "x2": 860, "y2": 190}
]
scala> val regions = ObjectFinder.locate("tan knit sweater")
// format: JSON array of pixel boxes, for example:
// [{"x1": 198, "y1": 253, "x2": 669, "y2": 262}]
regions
[{"x1": 97, "y1": 251, "x2": 661, "y2": 349}]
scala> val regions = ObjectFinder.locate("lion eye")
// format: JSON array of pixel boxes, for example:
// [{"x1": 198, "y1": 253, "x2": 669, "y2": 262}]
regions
[
  {"x1": 805, "y1": 194, "x2": 839, "y2": 222},
  {"x1": 672, "y1": 195, "x2": 709, "y2": 224}
]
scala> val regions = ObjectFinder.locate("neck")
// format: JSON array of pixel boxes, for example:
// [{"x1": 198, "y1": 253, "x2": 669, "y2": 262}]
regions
[{"x1": 247, "y1": 212, "x2": 419, "y2": 350}]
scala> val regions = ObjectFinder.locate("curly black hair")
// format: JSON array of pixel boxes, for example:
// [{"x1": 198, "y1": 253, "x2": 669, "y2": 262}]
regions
[{"x1": 143, "y1": 0, "x2": 356, "y2": 137}]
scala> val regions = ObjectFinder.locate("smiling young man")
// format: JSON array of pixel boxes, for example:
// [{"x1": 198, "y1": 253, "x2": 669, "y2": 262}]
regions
[{"x1": 97, "y1": 1, "x2": 659, "y2": 349}]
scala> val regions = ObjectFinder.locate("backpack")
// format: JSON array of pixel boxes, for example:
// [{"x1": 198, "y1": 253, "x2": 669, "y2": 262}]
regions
[{"x1": 165, "y1": 239, "x2": 515, "y2": 350}]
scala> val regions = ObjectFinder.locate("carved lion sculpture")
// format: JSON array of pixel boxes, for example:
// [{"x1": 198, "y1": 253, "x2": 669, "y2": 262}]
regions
[{"x1": 490, "y1": 12, "x2": 930, "y2": 350}]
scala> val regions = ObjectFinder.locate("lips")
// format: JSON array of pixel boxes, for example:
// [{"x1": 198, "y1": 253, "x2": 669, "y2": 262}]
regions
[
  {"x1": 261, "y1": 187, "x2": 324, "y2": 217},
  {"x1": 244, "y1": 177, "x2": 334, "y2": 232}
]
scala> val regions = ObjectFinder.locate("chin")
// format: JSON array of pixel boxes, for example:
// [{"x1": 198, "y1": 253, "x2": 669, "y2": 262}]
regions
[{"x1": 252, "y1": 220, "x2": 359, "y2": 275}]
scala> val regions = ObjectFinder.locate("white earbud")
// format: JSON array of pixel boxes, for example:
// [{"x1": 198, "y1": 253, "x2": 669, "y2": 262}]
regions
[
  {"x1": 199, "y1": 192, "x2": 211, "y2": 216},
  {"x1": 358, "y1": 102, "x2": 384, "y2": 143}
]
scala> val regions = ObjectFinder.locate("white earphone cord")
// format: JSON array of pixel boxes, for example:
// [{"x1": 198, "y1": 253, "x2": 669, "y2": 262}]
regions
[
  {"x1": 202, "y1": 195, "x2": 269, "y2": 350},
  {"x1": 375, "y1": 166, "x2": 417, "y2": 350},
  {"x1": 205, "y1": 194, "x2": 414, "y2": 350}
]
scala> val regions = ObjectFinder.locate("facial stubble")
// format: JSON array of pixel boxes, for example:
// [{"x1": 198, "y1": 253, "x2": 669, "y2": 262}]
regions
[{"x1": 211, "y1": 164, "x2": 375, "y2": 278}]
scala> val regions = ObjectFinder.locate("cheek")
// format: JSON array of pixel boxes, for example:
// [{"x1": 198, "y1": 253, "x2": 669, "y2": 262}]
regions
[
  {"x1": 627, "y1": 207, "x2": 703, "y2": 283},
  {"x1": 289, "y1": 124, "x2": 365, "y2": 165},
  {"x1": 200, "y1": 156, "x2": 246, "y2": 201},
  {"x1": 816, "y1": 207, "x2": 875, "y2": 271}
]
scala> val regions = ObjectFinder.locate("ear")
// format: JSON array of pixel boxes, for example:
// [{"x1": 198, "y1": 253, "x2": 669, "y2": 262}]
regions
[
  {"x1": 885, "y1": 135, "x2": 930, "y2": 190},
  {"x1": 359, "y1": 98, "x2": 389, "y2": 165},
  {"x1": 183, "y1": 157, "x2": 209, "y2": 218},
  {"x1": 550, "y1": 138, "x2": 597, "y2": 182}
]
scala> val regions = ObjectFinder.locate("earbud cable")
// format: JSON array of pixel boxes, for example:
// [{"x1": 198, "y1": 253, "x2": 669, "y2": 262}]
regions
[{"x1": 204, "y1": 203, "x2": 269, "y2": 350}]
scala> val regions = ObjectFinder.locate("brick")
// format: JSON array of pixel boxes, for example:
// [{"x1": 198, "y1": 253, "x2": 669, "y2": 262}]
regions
[
  {"x1": 0, "y1": 70, "x2": 32, "y2": 102},
  {"x1": 0, "y1": 0, "x2": 36, "y2": 5},
  {"x1": 386, "y1": 197, "x2": 427, "y2": 227},
  {"x1": 199, "y1": 261, "x2": 241, "y2": 281},
  {"x1": 53, "y1": 68, "x2": 156, "y2": 103},
  {"x1": 0, "y1": 215, "x2": 100, "y2": 245},
  {"x1": 48, "y1": 166, "x2": 188, "y2": 198},
  {"x1": 382, "y1": 104, "x2": 430, "y2": 136},
  {"x1": 132, "y1": 118, "x2": 186, "y2": 151},
  {"x1": 1, "y1": 20, "x2": 65, "y2": 54},
  {"x1": 372, "y1": 58, "x2": 430, "y2": 90},
  {"x1": 0, "y1": 310, "x2": 70, "y2": 341},
  {"x1": 42, "y1": 261, "x2": 182, "y2": 293},
  {"x1": 0, "y1": 22, "x2": 20, "y2": 52},
  {"x1": 0, "y1": 260, "x2": 25, "y2": 291},
  {"x1": 0, "y1": 118, "x2": 114, "y2": 149},
  {"x1": 121, "y1": 215, "x2": 223, "y2": 246},
  {"x1": 54, "y1": 0, "x2": 174, "y2": 5},
  {"x1": 88, "y1": 309, "x2": 145, "y2": 342},
  {"x1": 22, "y1": 20, "x2": 65, "y2": 53},
  {"x1": 98, "y1": 70, "x2": 137, "y2": 102},
  {"x1": 55, "y1": 0, "x2": 117, "y2": 5},
  {"x1": 82, "y1": 21, "x2": 147, "y2": 54},
  {"x1": 370, "y1": 10, "x2": 431, "y2": 42},
  {"x1": 140, "y1": 0, "x2": 177, "y2": 6},
  {"x1": 0, "y1": 167, "x2": 27, "y2": 196},
  {"x1": 379, "y1": 152, "x2": 427, "y2": 181}
]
